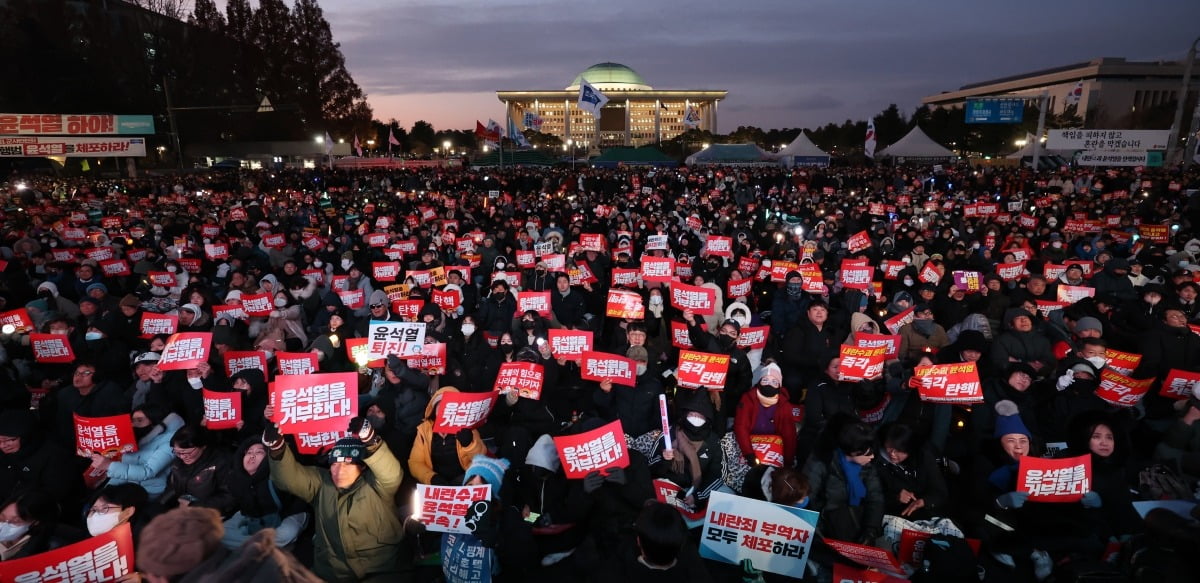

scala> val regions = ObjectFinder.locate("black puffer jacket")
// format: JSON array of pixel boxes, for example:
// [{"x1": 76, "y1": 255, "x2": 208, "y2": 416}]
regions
[
  {"x1": 227, "y1": 438, "x2": 304, "y2": 522},
  {"x1": 803, "y1": 449, "x2": 885, "y2": 543},
  {"x1": 160, "y1": 447, "x2": 236, "y2": 518}
]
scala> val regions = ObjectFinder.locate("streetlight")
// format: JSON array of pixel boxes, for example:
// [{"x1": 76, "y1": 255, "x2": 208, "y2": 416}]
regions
[
  {"x1": 483, "y1": 145, "x2": 489, "y2": 153},
  {"x1": 442, "y1": 140, "x2": 452, "y2": 158},
  {"x1": 702, "y1": 142, "x2": 710, "y2": 149},
  {"x1": 366, "y1": 139, "x2": 375, "y2": 157},
  {"x1": 314, "y1": 135, "x2": 324, "y2": 144}
]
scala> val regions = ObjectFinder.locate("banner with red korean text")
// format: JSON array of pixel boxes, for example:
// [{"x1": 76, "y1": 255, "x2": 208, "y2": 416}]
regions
[
  {"x1": 839, "y1": 259, "x2": 873, "y2": 291},
  {"x1": 750, "y1": 435, "x2": 785, "y2": 467},
  {"x1": 366, "y1": 320, "x2": 426, "y2": 359},
  {"x1": 494, "y1": 361, "x2": 545, "y2": 400},
  {"x1": 913, "y1": 362, "x2": 983, "y2": 403},
  {"x1": 611, "y1": 268, "x2": 639, "y2": 287},
  {"x1": 0, "y1": 522, "x2": 134, "y2": 582},
  {"x1": 1018, "y1": 454, "x2": 1092, "y2": 502},
  {"x1": 0, "y1": 113, "x2": 153, "y2": 135},
  {"x1": 1138, "y1": 224, "x2": 1170, "y2": 244},
  {"x1": 276, "y1": 351, "x2": 318, "y2": 375},
  {"x1": 677, "y1": 350, "x2": 731, "y2": 389},
  {"x1": 372, "y1": 262, "x2": 400, "y2": 282},
  {"x1": 434, "y1": 391, "x2": 497, "y2": 434},
  {"x1": 847, "y1": 230, "x2": 872, "y2": 254},
  {"x1": 30, "y1": 332, "x2": 75, "y2": 363},
  {"x1": 853, "y1": 332, "x2": 900, "y2": 360},
  {"x1": 1057, "y1": 285, "x2": 1096, "y2": 304},
  {"x1": 431, "y1": 289, "x2": 461, "y2": 311},
  {"x1": 641, "y1": 257, "x2": 675, "y2": 282},
  {"x1": 996, "y1": 261, "x2": 1027, "y2": 282},
  {"x1": 548, "y1": 329, "x2": 592, "y2": 359},
  {"x1": 705, "y1": 235, "x2": 734, "y2": 257},
  {"x1": 390, "y1": 299, "x2": 422, "y2": 321},
  {"x1": 670, "y1": 320, "x2": 693, "y2": 348},
  {"x1": 240, "y1": 292, "x2": 273, "y2": 317},
  {"x1": 202, "y1": 389, "x2": 241, "y2": 430},
  {"x1": 1161, "y1": 369, "x2": 1200, "y2": 399},
  {"x1": 884, "y1": 307, "x2": 914, "y2": 335},
  {"x1": 138, "y1": 313, "x2": 177, "y2": 338},
  {"x1": 605, "y1": 289, "x2": 644, "y2": 319},
  {"x1": 737, "y1": 326, "x2": 769, "y2": 350},
  {"x1": 653, "y1": 479, "x2": 705, "y2": 521},
  {"x1": 699, "y1": 491, "x2": 818, "y2": 578},
  {"x1": 406, "y1": 342, "x2": 447, "y2": 374},
  {"x1": 553, "y1": 419, "x2": 629, "y2": 479},
  {"x1": 0, "y1": 308, "x2": 33, "y2": 332},
  {"x1": 223, "y1": 350, "x2": 267, "y2": 377},
  {"x1": 1104, "y1": 349, "x2": 1141, "y2": 375},
  {"x1": 514, "y1": 291, "x2": 551, "y2": 318},
  {"x1": 727, "y1": 277, "x2": 752, "y2": 299},
  {"x1": 337, "y1": 289, "x2": 365, "y2": 310},
  {"x1": 100, "y1": 259, "x2": 132, "y2": 277},
  {"x1": 823, "y1": 539, "x2": 906, "y2": 578},
  {"x1": 838, "y1": 345, "x2": 885, "y2": 381},
  {"x1": 580, "y1": 351, "x2": 636, "y2": 386},
  {"x1": 74, "y1": 414, "x2": 137, "y2": 457},
  {"x1": 669, "y1": 281, "x2": 717, "y2": 315},
  {"x1": 156, "y1": 332, "x2": 212, "y2": 370},
  {"x1": 0, "y1": 135, "x2": 147, "y2": 157},
  {"x1": 414, "y1": 484, "x2": 492, "y2": 533},
  {"x1": 213, "y1": 304, "x2": 247, "y2": 322},
  {"x1": 1096, "y1": 369, "x2": 1153, "y2": 407},
  {"x1": 294, "y1": 431, "x2": 345, "y2": 455},
  {"x1": 269, "y1": 372, "x2": 357, "y2": 434}
]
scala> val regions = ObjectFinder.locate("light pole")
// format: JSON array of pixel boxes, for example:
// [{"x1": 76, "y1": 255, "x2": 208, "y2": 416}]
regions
[
  {"x1": 1167, "y1": 36, "x2": 1200, "y2": 164},
  {"x1": 442, "y1": 140, "x2": 452, "y2": 159},
  {"x1": 366, "y1": 139, "x2": 375, "y2": 157}
]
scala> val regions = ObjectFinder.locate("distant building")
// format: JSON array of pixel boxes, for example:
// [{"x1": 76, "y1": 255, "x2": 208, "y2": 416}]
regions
[
  {"x1": 497, "y1": 63, "x2": 728, "y2": 148},
  {"x1": 922, "y1": 57, "x2": 1200, "y2": 127}
]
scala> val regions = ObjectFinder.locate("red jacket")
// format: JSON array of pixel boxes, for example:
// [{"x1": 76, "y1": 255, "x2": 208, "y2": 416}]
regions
[{"x1": 733, "y1": 387, "x2": 797, "y2": 466}]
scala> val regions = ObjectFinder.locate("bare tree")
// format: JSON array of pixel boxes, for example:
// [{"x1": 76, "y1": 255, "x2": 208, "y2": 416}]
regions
[{"x1": 128, "y1": 0, "x2": 193, "y2": 21}]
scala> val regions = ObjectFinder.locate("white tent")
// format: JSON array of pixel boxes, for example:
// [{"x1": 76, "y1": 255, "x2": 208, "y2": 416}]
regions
[
  {"x1": 876, "y1": 126, "x2": 956, "y2": 161},
  {"x1": 685, "y1": 143, "x2": 775, "y2": 166},
  {"x1": 776, "y1": 131, "x2": 830, "y2": 167},
  {"x1": 1005, "y1": 132, "x2": 1074, "y2": 169}
]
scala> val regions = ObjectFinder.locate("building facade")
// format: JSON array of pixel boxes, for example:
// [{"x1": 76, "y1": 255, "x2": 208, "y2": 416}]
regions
[
  {"x1": 922, "y1": 57, "x2": 1200, "y2": 128},
  {"x1": 497, "y1": 63, "x2": 728, "y2": 149}
]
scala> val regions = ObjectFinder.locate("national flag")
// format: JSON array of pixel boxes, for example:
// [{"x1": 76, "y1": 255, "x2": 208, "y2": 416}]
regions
[
  {"x1": 507, "y1": 116, "x2": 530, "y2": 148},
  {"x1": 577, "y1": 80, "x2": 609, "y2": 117},
  {"x1": 865, "y1": 120, "x2": 877, "y2": 159},
  {"x1": 323, "y1": 131, "x2": 333, "y2": 156},
  {"x1": 475, "y1": 120, "x2": 500, "y2": 144},
  {"x1": 683, "y1": 105, "x2": 701, "y2": 128},
  {"x1": 1066, "y1": 80, "x2": 1084, "y2": 106},
  {"x1": 387, "y1": 128, "x2": 400, "y2": 154},
  {"x1": 486, "y1": 119, "x2": 504, "y2": 139},
  {"x1": 353, "y1": 133, "x2": 362, "y2": 157}
]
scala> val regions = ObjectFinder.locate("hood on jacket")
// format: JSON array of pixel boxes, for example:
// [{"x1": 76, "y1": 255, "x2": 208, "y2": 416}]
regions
[
  {"x1": 524, "y1": 434, "x2": 561, "y2": 472},
  {"x1": 1003, "y1": 307, "x2": 1035, "y2": 330},
  {"x1": 424, "y1": 386, "x2": 462, "y2": 420},
  {"x1": 725, "y1": 301, "x2": 752, "y2": 328},
  {"x1": 847, "y1": 312, "x2": 879, "y2": 337},
  {"x1": 230, "y1": 368, "x2": 267, "y2": 395}
]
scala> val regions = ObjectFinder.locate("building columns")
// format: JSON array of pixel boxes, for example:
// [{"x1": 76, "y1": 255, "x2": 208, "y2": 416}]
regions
[{"x1": 624, "y1": 99, "x2": 631, "y2": 146}]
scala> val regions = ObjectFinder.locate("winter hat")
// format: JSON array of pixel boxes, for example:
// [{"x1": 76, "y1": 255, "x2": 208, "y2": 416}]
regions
[
  {"x1": 993, "y1": 400, "x2": 1031, "y2": 439},
  {"x1": 1074, "y1": 317, "x2": 1103, "y2": 335},
  {"x1": 328, "y1": 437, "x2": 366, "y2": 465},
  {"x1": 1004, "y1": 307, "x2": 1035, "y2": 326},
  {"x1": 386, "y1": 354, "x2": 407, "y2": 377},
  {"x1": 524, "y1": 434, "x2": 561, "y2": 473},
  {"x1": 369, "y1": 289, "x2": 388, "y2": 307},
  {"x1": 86, "y1": 282, "x2": 108, "y2": 295},
  {"x1": 0, "y1": 409, "x2": 35, "y2": 438},
  {"x1": 179, "y1": 303, "x2": 202, "y2": 320},
  {"x1": 223, "y1": 290, "x2": 243, "y2": 303},
  {"x1": 211, "y1": 325, "x2": 235, "y2": 347},
  {"x1": 626, "y1": 346, "x2": 649, "y2": 362},
  {"x1": 463, "y1": 455, "x2": 510, "y2": 495},
  {"x1": 956, "y1": 330, "x2": 988, "y2": 354},
  {"x1": 132, "y1": 352, "x2": 161, "y2": 367},
  {"x1": 119, "y1": 294, "x2": 141, "y2": 309},
  {"x1": 24, "y1": 297, "x2": 49, "y2": 314},
  {"x1": 760, "y1": 362, "x2": 783, "y2": 388},
  {"x1": 78, "y1": 297, "x2": 101, "y2": 309},
  {"x1": 137, "y1": 507, "x2": 224, "y2": 577},
  {"x1": 36, "y1": 281, "x2": 59, "y2": 296}
]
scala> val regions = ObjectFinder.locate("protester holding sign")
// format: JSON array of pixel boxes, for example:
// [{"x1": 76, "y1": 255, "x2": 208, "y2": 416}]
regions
[
  {"x1": 409, "y1": 387, "x2": 487, "y2": 486},
  {"x1": 99, "y1": 404, "x2": 186, "y2": 497},
  {"x1": 648, "y1": 389, "x2": 724, "y2": 509},
  {"x1": 733, "y1": 363, "x2": 797, "y2": 468},
  {"x1": 46, "y1": 361, "x2": 128, "y2": 448}
]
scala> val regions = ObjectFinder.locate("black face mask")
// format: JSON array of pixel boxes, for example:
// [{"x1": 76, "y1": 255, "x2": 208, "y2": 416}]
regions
[
  {"x1": 500, "y1": 344, "x2": 514, "y2": 354},
  {"x1": 786, "y1": 283, "x2": 803, "y2": 298},
  {"x1": 758, "y1": 385, "x2": 780, "y2": 398},
  {"x1": 683, "y1": 422, "x2": 709, "y2": 441},
  {"x1": 522, "y1": 321, "x2": 535, "y2": 330},
  {"x1": 133, "y1": 424, "x2": 157, "y2": 440},
  {"x1": 718, "y1": 335, "x2": 736, "y2": 350}
]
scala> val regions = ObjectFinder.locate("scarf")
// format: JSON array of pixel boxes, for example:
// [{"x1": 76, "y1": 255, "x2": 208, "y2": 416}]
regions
[
  {"x1": 837, "y1": 449, "x2": 867, "y2": 507},
  {"x1": 673, "y1": 428, "x2": 704, "y2": 488},
  {"x1": 988, "y1": 462, "x2": 1018, "y2": 492},
  {"x1": 756, "y1": 390, "x2": 780, "y2": 407}
]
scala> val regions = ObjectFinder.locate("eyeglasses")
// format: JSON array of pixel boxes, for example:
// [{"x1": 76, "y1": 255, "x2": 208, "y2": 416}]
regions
[
  {"x1": 370, "y1": 303, "x2": 386, "y2": 309},
  {"x1": 75, "y1": 370, "x2": 95, "y2": 376},
  {"x1": 88, "y1": 505, "x2": 122, "y2": 516}
]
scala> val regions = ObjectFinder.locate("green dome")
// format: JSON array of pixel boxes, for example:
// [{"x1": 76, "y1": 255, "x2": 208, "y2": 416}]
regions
[{"x1": 567, "y1": 63, "x2": 652, "y2": 90}]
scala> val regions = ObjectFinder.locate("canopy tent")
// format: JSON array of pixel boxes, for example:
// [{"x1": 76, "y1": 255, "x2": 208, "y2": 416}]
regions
[
  {"x1": 876, "y1": 127, "x2": 956, "y2": 162},
  {"x1": 1006, "y1": 132, "x2": 1073, "y2": 170},
  {"x1": 468, "y1": 149, "x2": 559, "y2": 167},
  {"x1": 775, "y1": 131, "x2": 830, "y2": 167},
  {"x1": 685, "y1": 143, "x2": 775, "y2": 166},
  {"x1": 590, "y1": 146, "x2": 678, "y2": 168}
]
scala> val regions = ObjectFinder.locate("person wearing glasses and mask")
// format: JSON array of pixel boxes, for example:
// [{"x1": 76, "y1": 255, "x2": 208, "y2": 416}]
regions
[
  {"x1": 0, "y1": 491, "x2": 62, "y2": 561},
  {"x1": 85, "y1": 483, "x2": 149, "y2": 540}
]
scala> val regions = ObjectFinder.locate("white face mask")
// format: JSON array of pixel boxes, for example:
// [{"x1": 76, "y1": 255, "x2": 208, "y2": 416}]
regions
[
  {"x1": 903, "y1": 278, "x2": 914, "y2": 286},
  {"x1": 460, "y1": 324, "x2": 476, "y2": 337},
  {"x1": 341, "y1": 259, "x2": 353, "y2": 270},
  {"x1": 636, "y1": 364, "x2": 648, "y2": 377},
  {"x1": 649, "y1": 295, "x2": 663, "y2": 306},
  {"x1": 1086, "y1": 356, "x2": 1108, "y2": 370},
  {"x1": 313, "y1": 259, "x2": 323, "y2": 268},
  {"x1": 262, "y1": 349, "x2": 274, "y2": 360},
  {"x1": 166, "y1": 265, "x2": 178, "y2": 273},
  {"x1": 495, "y1": 261, "x2": 506, "y2": 269},
  {"x1": 686, "y1": 414, "x2": 706, "y2": 427},
  {"x1": 85, "y1": 331, "x2": 103, "y2": 341},
  {"x1": 274, "y1": 298, "x2": 288, "y2": 308},
  {"x1": 1052, "y1": 241, "x2": 1062, "y2": 249},
  {"x1": 86, "y1": 511, "x2": 122, "y2": 536},
  {"x1": 187, "y1": 377, "x2": 203, "y2": 389},
  {"x1": 0, "y1": 522, "x2": 30, "y2": 542}
]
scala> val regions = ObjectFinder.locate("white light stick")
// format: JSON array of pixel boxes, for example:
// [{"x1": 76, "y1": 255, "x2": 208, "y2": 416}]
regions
[{"x1": 659, "y1": 394, "x2": 672, "y2": 451}]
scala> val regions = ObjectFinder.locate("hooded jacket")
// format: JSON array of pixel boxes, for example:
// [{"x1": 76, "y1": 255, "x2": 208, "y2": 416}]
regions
[
  {"x1": 408, "y1": 387, "x2": 486, "y2": 485},
  {"x1": 988, "y1": 308, "x2": 1055, "y2": 373},
  {"x1": 107, "y1": 413, "x2": 186, "y2": 496}
]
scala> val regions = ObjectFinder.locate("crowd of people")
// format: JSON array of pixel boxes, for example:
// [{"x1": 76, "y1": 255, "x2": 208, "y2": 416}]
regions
[{"x1": 1, "y1": 161, "x2": 1200, "y2": 582}]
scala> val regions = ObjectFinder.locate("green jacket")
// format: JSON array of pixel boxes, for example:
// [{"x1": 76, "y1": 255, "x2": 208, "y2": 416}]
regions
[{"x1": 269, "y1": 441, "x2": 404, "y2": 583}]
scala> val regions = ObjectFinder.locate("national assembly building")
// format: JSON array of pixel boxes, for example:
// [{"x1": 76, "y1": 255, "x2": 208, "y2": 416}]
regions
[{"x1": 497, "y1": 63, "x2": 728, "y2": 149}]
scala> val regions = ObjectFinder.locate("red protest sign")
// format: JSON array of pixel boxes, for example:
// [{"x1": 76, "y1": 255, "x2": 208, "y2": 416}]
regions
[
  {"x1": 74, "y1": 413, "x2": 138, "y2": 457},
  {"x1": 85, "y1": 247, "x2": 114, "y2": 262},
  {"x1": 30, "y1": 333, "x2": 75, "y2": 363},
  {"x1": 670, "y1": 281, "x2": 717, "y2": 315},
  {"x1": 148, "y1": 271, "x2": 176, "y2": 287},
  {"x1": 1057, "y1": 285, "x2": 1095, "y2": 304},
  {"x1": 1161, "y1": 369, "x2": 1200, "y2": 400},
  {"x1": 204, "y1": 243, "x2": 229, "y2": 261},
  {"x1": 431, "y1": 289, "x2": 461, "y2": 311},
  {"x1": 241, "y1": 292, "x2": 273, "y2": 317},
  {"x1": 372, "y1": 261, "x2": 400, "y2": 282},
  {"x1": 0, "y1": 308, "x2": 33, "y2": 332},
  {"x1": 514, "y1": 291, "x2": 551, "y2": 318},
  {"x1": 823, "y1": 539, "x2": 905, "y2": 578},
  {"x1": 406, "y1": 342, "x2": 447, "y2": 374},
  {"x1": 641, "y1": 257, "x2": 676, "y2": 282},
  {"x1": 433, "y1": 391, "x2": 497, "y2": 434},
  {"x1": 262, "y1": 233, "x2": 286, "y2": 248},
  {"x1": 1096, "y1": 368, "x2": 1153, "y2": 408},
  {"x1": 494, "y1": 361, "x2": 545, "y2": 400},
  {"x1": 1138, "y1": 224, "x2": 1170, "y2": 244},
  {"x1": 737, "y1": 326, "x2": 769, "y2": 350},
  {"x1": 337, "y1": 289, "x2": 365, "y2": 310},
  {"x1": 705, "y1": 235, "x2": 734, "y2": 258},
  {"x1": 880, "y1": 260, "x2": 906, "y2": 280},
  {"x1": 750, "y1": 434, "x2": 785, "y2": 467},
  {"x1": 611, "y1": 268, "x2": 639, "y2": 287},
  {"x1": 276, "y1": 351, "x2": 318, "y2": 375},
  {"x1": 853, "y1": 332, "x2": 900, "y2": 360},
  {"x1": 554, "y1": 419, "x2": 630, "y2": 479},
  {"x1": 913, "y1": 362, "x2": 984, "y2": 403},
  {"x1": 670, "y1": 320, "x2": 693, "y2": 348},
  {"x1": 99, "y1": 258, "x2": 132, "y2": 277},
  {"x1": 918, "y1": 262, "x2": 940, "y2": 284},
  {"x1": 837, "y1": 345, "x2": 886, "y2": 381},
  {"x1": 138, "y1": 312, "x2": 177, "y2": 338},
  {"x1": 847, "y1": 230, "x2": 872, "y2": 254},
  {"x1": 202, "y1": 389, "x2": 241, "y2": 430},
  {"x1": 726, "y1": 277, "x2": 752, "y2": 299},
  {"x1": 0, "y1": 522, "x2": 134, "y2": 583},
  {"x1": 996, "y1": 261, "x2": 1026, "y2": 282},
  {"x1": 391, "y1": 299, "x2": 423, "y2": 321},
  {"x1": 223, "y1": 350, "x2": 267, "y2": 377},
  {"x1": 549, "y1": 329, "x2": 593, "y2": 359},
  {"x1": 1019, "y1": 454, "x2": 1092, "y2": 502},
  {"x1": 677, "y1": 350, "x2": 731, "y2": 389},
  {"x1": 580, "y1": 351, "x2": 637, "y2": 386},
  {"x1": 294, "y1": 431, "x2": 345, "y2": 455},
  {"x1": 344, "y1": 337, "x2": 383, "y2": 368},
  {"x1": 653, "y1": 478, "x2": 705, "y2": 521},
  {"x1": 157, "y1": 332, "x2": 212, "y2": 370},
  {"x1": 515, "y1": 249, "x2": 535, "y2": 268},
  {"x1": 605, "y1": 289, "x2": 644, "y2": 319},
  {"x1": 1103, "y1": 349, "x2": 1142, "y2": 375},
  {"x1": 269, "y1": 371, "x2": 357, "y2": 434},
  {"x1": 839, "y1": 259, "x2": 873, "y2": 290},
  {"x1": 579, "y1": 233, "x2": 608, "y2": 252},
  {"x1": 884, "y1": 307, "x2": 914, "y2": 335}
]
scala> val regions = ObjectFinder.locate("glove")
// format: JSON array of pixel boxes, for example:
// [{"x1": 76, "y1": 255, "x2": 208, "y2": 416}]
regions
[
  {"x1": 456, "y1": 429, "x2": 474, "y2": 448},
  {"x1": 261, "y1": 424, "x2": 283, "y2": 449},
  {"x1": 604, "y1": 466, "x2": 627, "y2": 485},
  {"x1": 348, "y1": 416, "x2": 375, "y2": 443},
  {"x1": 740, "y1": 558, "x2": 765, "y2": 583},
  {"x1": 582, "y1": 470, "x2": 605, "y2": 494},
  {"x1": 1056, "y1": 372, "x2": 1075, "y2": 391},
  {"x1": 1081, "y1": 491, "x2": 1103, "y2": 508},
  {"x1": 997, "y1": 491, "x2": 1030, "y2": 509}
]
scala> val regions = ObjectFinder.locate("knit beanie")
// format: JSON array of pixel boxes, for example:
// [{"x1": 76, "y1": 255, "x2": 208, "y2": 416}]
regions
[
  {"x1": 760, "y1": 363, "x2": 783, "y2": 388},
  {"x1": 1074, "y1": 316, "x2": 1103, "y2": 335},
  {"x1": 328, "y1": 437, "x2": 366, "y2": 466},
  {"x1": 524, "y1": 434, "x2": 561, "y2": 473},
  {"x1": 993, "y1": 400, "x2": 1031, "y2": 439},
  {"x1": 137, "y1": 507, "x2": 224, "y2": 576},
  {"x1": 119, "y1": 294, "x2": 141, "y2": 309},
  {"x1": 463, "y1": 454, "x2": 510, "y2": 495}
]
